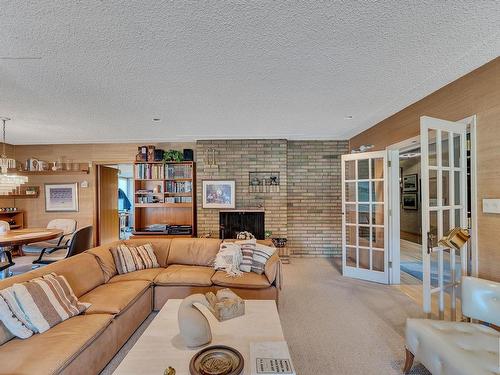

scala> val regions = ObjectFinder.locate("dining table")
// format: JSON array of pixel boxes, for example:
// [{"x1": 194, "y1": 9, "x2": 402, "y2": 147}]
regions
[{"x1": 0, "y1": 228, "x2": 63, "y2": 279}]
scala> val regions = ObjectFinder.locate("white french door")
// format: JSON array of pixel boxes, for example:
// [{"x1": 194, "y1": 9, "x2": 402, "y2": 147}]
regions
[
  {"x1": 420, "y1": 116, "x2": 468, "y2": 319},
  {"x1": 342, "y1": 151, "x2": 389, "y2": 284}
]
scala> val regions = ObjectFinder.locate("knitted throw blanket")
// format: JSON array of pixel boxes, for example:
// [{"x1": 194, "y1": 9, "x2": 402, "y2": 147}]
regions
[{"x1": 214, "y1": 243, "x2": 243, "y2": 277}]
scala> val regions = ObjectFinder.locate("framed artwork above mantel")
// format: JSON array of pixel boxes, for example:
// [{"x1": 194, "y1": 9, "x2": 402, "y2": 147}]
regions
[{"x1": 202, "y1": 180, "x2": 235, "y2": 209}]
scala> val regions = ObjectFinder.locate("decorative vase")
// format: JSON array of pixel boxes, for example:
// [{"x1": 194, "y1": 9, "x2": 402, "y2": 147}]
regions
[{"x1": 178, "y1": 294, "x2": 212, "y2": 348}]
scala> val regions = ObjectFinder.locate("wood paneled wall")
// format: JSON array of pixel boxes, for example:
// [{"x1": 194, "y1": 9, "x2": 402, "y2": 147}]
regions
[
  {"x1": 350, "y1": 57, "x2": 500, "y2": 281},
  {"x1": 0, "y1": 142, "x2": 195, "y2": 243}
]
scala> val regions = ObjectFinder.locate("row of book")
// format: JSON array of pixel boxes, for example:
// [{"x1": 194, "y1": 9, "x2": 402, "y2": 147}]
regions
[
  {"x1": 165, "y1": 197, "x2": 193, "y2": 203},
  {"x1": 166, "y1": 181, "x2": 192, "y2": 193},
  {"x1": 135, "y1": 164, "x2": 164, "y2": 179},
  {"x1": 166, "y1": 164, "x2": 192, "y2": 179}
]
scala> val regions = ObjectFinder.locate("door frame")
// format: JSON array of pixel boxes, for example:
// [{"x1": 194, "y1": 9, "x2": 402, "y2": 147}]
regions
[{"x1": 385, "y1": 115, "x2": 477, "y2": 285}]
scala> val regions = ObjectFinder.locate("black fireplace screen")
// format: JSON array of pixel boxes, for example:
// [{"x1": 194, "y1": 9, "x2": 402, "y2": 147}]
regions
[{"x1": 219, "y1": 211, "x2": 265, "y2": 240}]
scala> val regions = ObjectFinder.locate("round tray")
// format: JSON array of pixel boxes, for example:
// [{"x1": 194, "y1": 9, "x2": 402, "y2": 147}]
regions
[{"x1": 189, "y1": 345, "x2": 244, "y2": 375}]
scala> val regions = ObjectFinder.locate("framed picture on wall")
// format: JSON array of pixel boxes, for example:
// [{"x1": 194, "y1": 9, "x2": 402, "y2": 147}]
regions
[
  {"x1": 402, "y1": 192, "x2": 418, "y2": 210},
  {"x1": 202, "y1": 180, "x2": 235, "y2": 209},
  {"x1": 403, "y1": 174, "x2": 418, "y2": 192},
  {"x1": 45, "y1": 183, "x2": 79, "y2": 212}
]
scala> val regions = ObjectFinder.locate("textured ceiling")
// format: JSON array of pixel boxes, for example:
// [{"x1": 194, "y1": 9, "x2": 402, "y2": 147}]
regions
[{"x1": 1, "y1": 1, "x2": 499, "y2": 144}]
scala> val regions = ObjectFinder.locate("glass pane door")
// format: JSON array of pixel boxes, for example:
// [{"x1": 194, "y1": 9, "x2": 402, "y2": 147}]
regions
[
  {"x1": 342, "y1": 151, "x2": 389, "y2": 284},
  {"x1": 421, "y1": 116, "x2": 468, "y2": 319}
]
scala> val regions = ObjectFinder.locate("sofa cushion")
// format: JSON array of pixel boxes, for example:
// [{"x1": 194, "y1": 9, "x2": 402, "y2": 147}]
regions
[
  {"x1": 251, "y1": 243, "x2": 276, "y2": 275},
  {"x1": 108, "y1": 268, "x2": 163, "y2": 284},
  {"x1": 155, "y1": 265, "x2": 215, "y2": 286},
  {"x1": 86, "y1": 241, "x2": 122, "y2": 282},
  {"x1": 235, "y1": 239, "x2": 255, "y2": 272},
  {"x1": 167, "y1": 238, "x2": 221, "y2": 266},
  {"x1": 111, "y1": 243, "x2": 160, "y2": 274},
  {"x1": 79, "y1": 280, "x2": 150, "y2": 315},
  {"x1": 211, "y1": 270, "x2": 271, "y2": 289},
  {"x1": 124, "y1": 238, "x2": 172, "y2": 267},
  {"x1": 8, "y1": 273, "x2": 89, "y2": 334},
  {"x1": 31, "y1": 253, "x2": 105, "y2": 298},
  {"x1": 0, "y1": 313, "x2": 112, "y2": 375}
]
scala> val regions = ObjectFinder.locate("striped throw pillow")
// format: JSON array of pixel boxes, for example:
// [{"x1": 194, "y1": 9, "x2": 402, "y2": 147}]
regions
[
  {"x1": 251, "y1": 243, "x2": 276, "y2": 275},
  {"x1": 0, "y1": 291, "x2": 33, "y2": 339},
  {"x1": 111, "y1": 243, "x2": 160, "y2": 275},
  {"x1": 236, "y1": 239, "x2": 256, "y2": 273},
  {"x1": 9, "y1": 273, "x2": 90, "y2": 334}
]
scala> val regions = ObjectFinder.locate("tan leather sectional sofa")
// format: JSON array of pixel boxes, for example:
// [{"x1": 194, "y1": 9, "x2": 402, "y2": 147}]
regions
[{"x1": 0, "y1": 238, "x2": 280, "y2": 375}]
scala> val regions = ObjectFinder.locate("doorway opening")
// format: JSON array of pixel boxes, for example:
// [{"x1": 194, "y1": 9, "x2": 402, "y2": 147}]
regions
[
  {"x1": 96, "y1": 163, "x2": 134, "y2": 245},
  {"x1": 117, "y1": 164, "x2": 134, "y2": 240},
  {"x1": 398, "y1": 145, "x2": 423, "y2": 286}
]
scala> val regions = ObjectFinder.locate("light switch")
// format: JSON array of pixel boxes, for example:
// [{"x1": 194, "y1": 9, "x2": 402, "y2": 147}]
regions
[{"x1": 483, "y1": 199, "x2": 500, "y2": 214}]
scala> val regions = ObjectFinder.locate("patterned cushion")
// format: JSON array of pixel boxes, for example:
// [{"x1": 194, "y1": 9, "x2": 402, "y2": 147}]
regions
[
  {"x1": 236, "y1": 239, "x2": 256, "y2": 273},
  {"x1": 8, "y1": 273, "x2": 89, "y2": 334},
  {"x1": 111, "y1": 243, "x2": 160, "y2": 275},
  {"x1": 251, "y1": 243, "x2": 276, "y2": 275}
]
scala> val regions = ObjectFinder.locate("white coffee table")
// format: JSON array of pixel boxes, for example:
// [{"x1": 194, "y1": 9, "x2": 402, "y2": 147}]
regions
[{"x1": 113, "y1": 299, "x2": 290, "y2": 375}]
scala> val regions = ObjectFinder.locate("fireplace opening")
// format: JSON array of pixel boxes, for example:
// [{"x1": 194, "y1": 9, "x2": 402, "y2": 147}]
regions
[{"x1": 219, "y1": 211, "x2": 265, "y2": 240}]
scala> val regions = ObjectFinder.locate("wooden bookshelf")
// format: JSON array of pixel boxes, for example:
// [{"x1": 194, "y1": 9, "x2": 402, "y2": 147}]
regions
[{"x1": 133, "y1": 161, "x2": 196, "y2": 237}]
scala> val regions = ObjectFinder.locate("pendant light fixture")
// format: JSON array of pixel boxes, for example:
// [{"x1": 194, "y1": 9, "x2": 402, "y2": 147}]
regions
[{"x1": 0, "y1": 117, "x2": 27, "y2": 195}]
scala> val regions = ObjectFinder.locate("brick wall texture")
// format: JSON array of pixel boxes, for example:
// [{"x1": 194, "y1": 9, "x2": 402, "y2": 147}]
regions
[
  {"x1": 287, "y1": 141, "x2": 349, "y2": 257},
  {"x1": 196, "y1": 139, "x2": 349, "y2": 257}
]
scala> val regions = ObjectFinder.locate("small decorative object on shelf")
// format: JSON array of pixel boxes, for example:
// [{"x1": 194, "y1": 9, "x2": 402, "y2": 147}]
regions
[
  {"x1": 189, "y1": 345, "x2": 244, "y2": 375},
  {"x1": 265, "y1": 230, "x2": 273, "y2": 239},
  {"x1": 154, "y1": 149, "x2": 164, "y2": 161},
  {"x1": 135, "y1": 146, "x2": 148, "y2": 162},
  {"x1": 164, "y1": 367, "x2": 176, "y2": 375},
  {"x1": 249, "y1": 171, "x2": 280, "y2": 193},
  {"x1": 271, "y1": 237, "x2": 287, "y2": 248},
  {"x1": 147, "y1": 145, "x2": 155, "y2": 161}
]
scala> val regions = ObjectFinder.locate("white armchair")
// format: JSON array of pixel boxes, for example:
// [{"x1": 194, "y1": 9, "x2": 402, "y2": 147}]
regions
[{"x1": 404, "y1": 276, "x2": 500, "y2": 375}]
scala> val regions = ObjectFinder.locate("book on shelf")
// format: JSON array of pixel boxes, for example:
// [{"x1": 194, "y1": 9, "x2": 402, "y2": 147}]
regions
[
  {"x1": 165, "y1": 164, "x2": 192, "y2": 179},
  {"x1": 165, "y1": 196, "x2": 192, "y2": 203},
  {"x1": 135, "y1": 164, "x2": 164, "y2": 179},
  {"x1": 137, "y1": 196, "x2": 164, "y2": 204},
  {"x1": 166, "y1": 181, "x2": 192, "y2": 193}
]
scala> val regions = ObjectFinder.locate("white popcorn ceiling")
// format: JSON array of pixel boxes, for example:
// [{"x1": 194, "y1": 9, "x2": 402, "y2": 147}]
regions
[{"x1": 0, "y1": 1, "x2": 499, "y2": 144}]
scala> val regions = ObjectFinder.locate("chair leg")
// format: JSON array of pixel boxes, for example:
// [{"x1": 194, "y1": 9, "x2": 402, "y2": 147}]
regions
[{"x1": 403, "y1": 348, "x2": 414, "y2": 374}]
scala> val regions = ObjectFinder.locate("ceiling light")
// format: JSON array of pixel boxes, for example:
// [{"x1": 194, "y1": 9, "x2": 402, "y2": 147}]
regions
[
  {"x1": 0, "y1": 118, "x2": 28, "y2": 195},
  {"x1": 344, "y1": 115, "x2": 353, "y2": 120}
]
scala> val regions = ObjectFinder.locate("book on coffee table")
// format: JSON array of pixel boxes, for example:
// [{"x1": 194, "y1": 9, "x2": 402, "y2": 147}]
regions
[{"x1": 250, "y1": 341, "x2": 296, "y2": 375}]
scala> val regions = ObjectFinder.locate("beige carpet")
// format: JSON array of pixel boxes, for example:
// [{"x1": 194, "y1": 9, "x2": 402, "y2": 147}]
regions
[{"x1": 101, "y1": 258, "x2": 430, "y2": 374}]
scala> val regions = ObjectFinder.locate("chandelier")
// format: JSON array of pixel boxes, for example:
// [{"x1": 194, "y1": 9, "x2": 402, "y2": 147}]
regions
[{"x1": 0, "y1": 117, "x2": 27, "y2": 195}]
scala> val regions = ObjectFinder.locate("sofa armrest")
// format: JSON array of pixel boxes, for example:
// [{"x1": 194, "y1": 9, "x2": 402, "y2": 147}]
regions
[{"x1": 265, "y1": 252, "x2": 282, "y2": 288}]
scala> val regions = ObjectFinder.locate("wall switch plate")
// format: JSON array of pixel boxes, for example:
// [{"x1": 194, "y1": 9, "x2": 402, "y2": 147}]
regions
[{"x1": 483, "y1": 199, "x2": 500, "y2": 214}]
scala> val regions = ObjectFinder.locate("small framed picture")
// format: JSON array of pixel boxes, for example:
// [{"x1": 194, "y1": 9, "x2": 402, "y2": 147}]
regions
[
  {"x1": 403, "y1": 174, "x2": 418, "y2": 192},
  {"x1": 402, "y1": 193, "x2": 418, "y2": 210},
  {"x1": 202, "y1": 180, "x2": 235, "y2": 209},
  {"x1": 45, "y1": 183, "x2": 79, "y2": 212}
]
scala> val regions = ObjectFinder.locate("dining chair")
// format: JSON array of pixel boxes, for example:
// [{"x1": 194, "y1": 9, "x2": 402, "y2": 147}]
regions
[
  {"x1": 33, "y1": 225, "x2": 93, "y2": 265},
  {"x1": 22, "y1": 219, "x2": 77, "y2": 255},
  {"x1": 0, "y1": 221, "x2": 14, "y2": 279}
]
